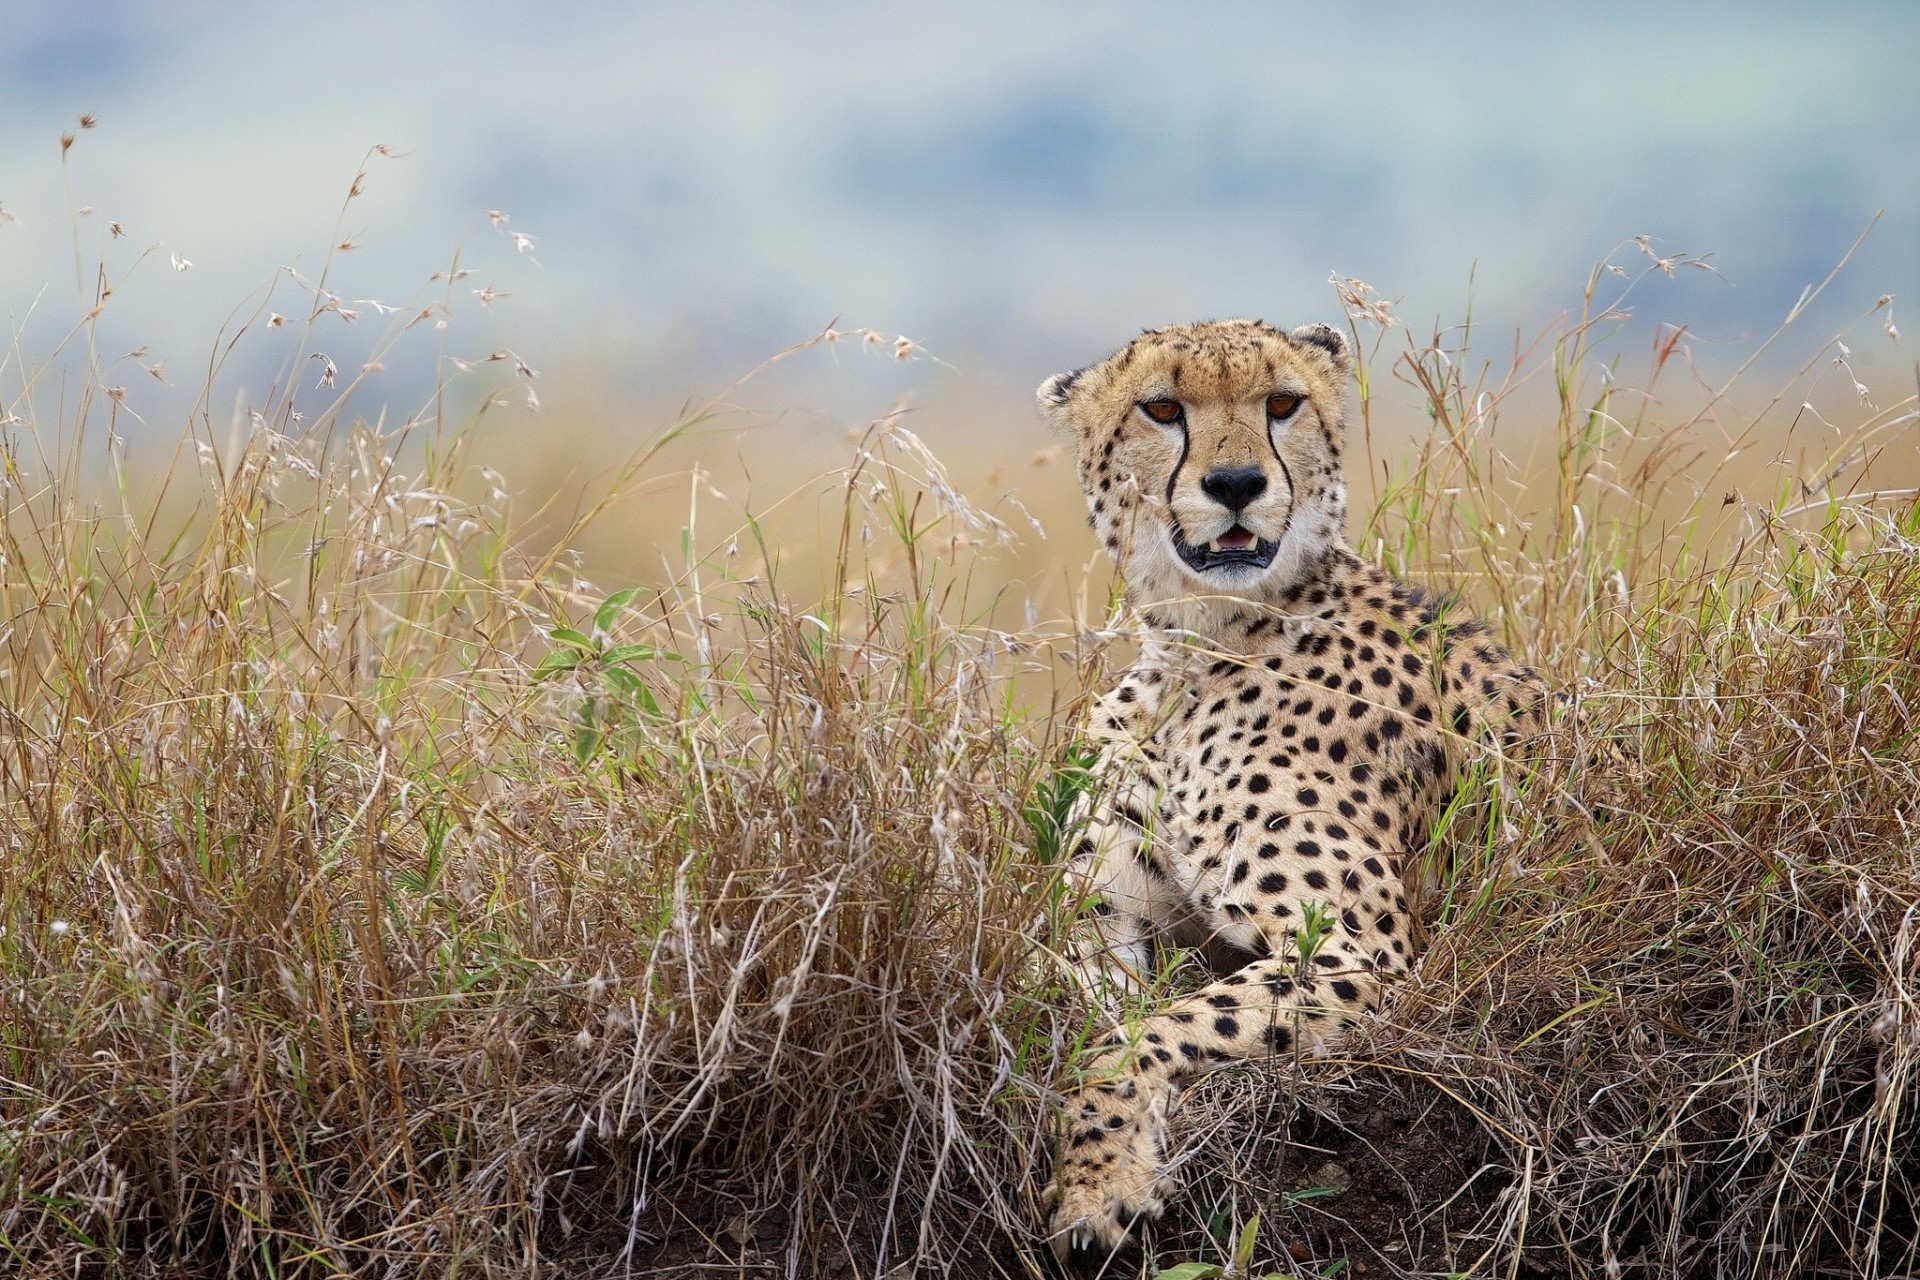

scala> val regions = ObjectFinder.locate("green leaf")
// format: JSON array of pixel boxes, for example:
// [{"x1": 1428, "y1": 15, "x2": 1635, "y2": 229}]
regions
[
  {"x1": 603, "y1": 643, "x2": 685, "y2": 666},
  {"x1": 547, "y1": 627, "x2": 597, "y2": 652},
  {"x1": 602, "y1": 666, "x2": 646, "y2": 696},
  {"x1": 532, "y1": 650, "x2": 585, "y2": 679},
  {"x1": 1233, "y1": 1213, "x2": 1262, "y2": 1270},
  {"x1": 1153, "y1": 1264, "x2": 1224, "y2": 1280},
  {"x1": 593, "y1": 587, "x2": 644, "y2": 633}
]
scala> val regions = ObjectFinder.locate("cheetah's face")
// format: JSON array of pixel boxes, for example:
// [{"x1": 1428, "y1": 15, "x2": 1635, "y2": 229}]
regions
[{"x1": 1037, "y1": 320, "x2": 1353, "y2": 609}]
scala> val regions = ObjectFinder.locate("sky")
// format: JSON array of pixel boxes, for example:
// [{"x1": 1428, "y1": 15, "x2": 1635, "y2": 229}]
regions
[{"x1": 2, "y1": 1, "x2": 1915, "y2": 450}]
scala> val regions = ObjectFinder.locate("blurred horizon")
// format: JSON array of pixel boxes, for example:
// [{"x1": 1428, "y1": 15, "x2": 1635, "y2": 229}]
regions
[{"x1": 2, "y1": 0, "x2": 1915, "y2": 603}]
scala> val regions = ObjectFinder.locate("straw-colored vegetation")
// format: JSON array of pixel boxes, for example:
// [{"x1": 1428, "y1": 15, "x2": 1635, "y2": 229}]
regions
[{"x1": 3, "y1": 143, "x2": 1917, "y2": 1279}]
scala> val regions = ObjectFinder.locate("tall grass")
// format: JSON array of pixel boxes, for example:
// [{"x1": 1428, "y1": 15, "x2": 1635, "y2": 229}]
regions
[
  {"x1": 0, "y1": 332, "x2": 1082, "y2": 1275},
  {"x1": 2, "y1": 146, "x2": 1917, "y2": 1279}
]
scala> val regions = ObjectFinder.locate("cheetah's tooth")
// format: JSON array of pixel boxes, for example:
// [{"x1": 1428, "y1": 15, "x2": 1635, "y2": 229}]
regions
[{"x1": 1208, "y1": 539, "x2": 1222, "y2": 553}]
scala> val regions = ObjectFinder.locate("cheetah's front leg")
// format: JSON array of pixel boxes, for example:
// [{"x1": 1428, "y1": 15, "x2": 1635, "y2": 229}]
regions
[
  {"x1": 1063, "y1": 774, "x2": 1191, "y2": 1002},
  {"x1": 1046, "y1": 957, "x2": 1381, "y2": 1262}
]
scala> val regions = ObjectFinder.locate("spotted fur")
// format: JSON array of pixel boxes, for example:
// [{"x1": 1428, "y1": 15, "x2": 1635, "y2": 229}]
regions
[{"x1": 1035, "y1": 320, "x2": 1544, "y2": 1261}]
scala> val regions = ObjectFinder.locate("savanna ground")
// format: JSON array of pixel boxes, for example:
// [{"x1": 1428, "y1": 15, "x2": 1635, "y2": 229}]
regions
[{"x1": 3, "y1": 144, "x2": 1919, "y2": 1279}]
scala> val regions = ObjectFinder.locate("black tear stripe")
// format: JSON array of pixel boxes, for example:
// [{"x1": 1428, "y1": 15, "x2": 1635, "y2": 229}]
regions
[
  {"x1": 1164, "y1": 417, "x2": 1190, "y2": 508},
  {"x1": 1271, "y1": 453, "x2": 1294, "y2": 500},
  {"x1": 1267, "y1": 436, "x2": 1297, "y2": 533}
]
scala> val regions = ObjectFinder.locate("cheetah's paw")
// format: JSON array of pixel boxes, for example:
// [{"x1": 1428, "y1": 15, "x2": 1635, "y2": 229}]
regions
[{"x1": 1045, "y1": 1152, "x2": 1169, "y2": 1266}]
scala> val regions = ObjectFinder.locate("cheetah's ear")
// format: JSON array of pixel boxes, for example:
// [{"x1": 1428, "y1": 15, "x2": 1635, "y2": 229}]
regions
[
  {"x1": 1288, "y1": 323, "x2": 1353, "y2": 375},
  {"x1": 1035, "y1": 368, "x2": 1084, "y2": 424}
]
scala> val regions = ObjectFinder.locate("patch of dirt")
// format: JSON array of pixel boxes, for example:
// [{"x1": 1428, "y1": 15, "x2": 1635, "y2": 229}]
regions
[
  {"x1": 1270, "y1": 1092, "x2": 1533, "y2": 1278},
  {"x1": 543, "y1": 1178, "x2": 1035, "y2": 1279},
  {"x1": 1145, "y1": 1072, "x2": 1562, "y2": 1280}
]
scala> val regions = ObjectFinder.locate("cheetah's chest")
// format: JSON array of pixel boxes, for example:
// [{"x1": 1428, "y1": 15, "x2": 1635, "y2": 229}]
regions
[{"x1": 1139, "y1": 640, "x2": 1454, "y2": 917}]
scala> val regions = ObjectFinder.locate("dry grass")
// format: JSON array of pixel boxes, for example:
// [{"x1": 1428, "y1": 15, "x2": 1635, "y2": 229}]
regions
[
  {"x1": 2, "y1": 147, "x2": 1918, "y2": 1280},
  {"x1": 0, "y1": 342, "x2": 1085, "y2": 1275}
]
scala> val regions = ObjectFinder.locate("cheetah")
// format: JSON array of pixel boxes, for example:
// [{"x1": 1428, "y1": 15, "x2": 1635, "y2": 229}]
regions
[{"x1": 1035, "y1": 319, "x2": 1544, "y2": 1262}]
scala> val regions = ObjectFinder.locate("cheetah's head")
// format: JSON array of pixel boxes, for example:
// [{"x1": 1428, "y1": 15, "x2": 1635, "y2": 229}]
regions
[{"x1": 1037, "y1": 319, "x2": 1353, "y2": 614}]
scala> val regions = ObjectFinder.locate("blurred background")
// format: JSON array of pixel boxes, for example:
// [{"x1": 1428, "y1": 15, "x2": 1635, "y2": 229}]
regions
[{"x1": 3, "y1": 0, "x2": 1915, "y2": 612}]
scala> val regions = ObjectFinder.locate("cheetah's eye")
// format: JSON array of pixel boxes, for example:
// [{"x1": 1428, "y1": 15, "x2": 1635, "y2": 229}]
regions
[
  {"x1": 1266, "y1": 393, "x2": 1302, "y2": 420},
  {"x1": 1138, "y1": 399, "x2": 1183, "y2": 425}
]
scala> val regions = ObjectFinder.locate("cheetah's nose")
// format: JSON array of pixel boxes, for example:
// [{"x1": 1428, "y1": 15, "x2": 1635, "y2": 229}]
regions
[{"x1": 1200, "y1": 467, "x2": 1267, "y2": 513}]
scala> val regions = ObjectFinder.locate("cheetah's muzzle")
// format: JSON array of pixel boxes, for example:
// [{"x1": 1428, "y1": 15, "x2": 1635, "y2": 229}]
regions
[{"x1": 1170, "y1": 521, "x2": 1278, "y2": 574}]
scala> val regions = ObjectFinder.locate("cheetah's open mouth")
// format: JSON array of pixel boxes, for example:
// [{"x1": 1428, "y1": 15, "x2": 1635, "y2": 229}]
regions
[{"x1": 1171, "y1": 523, "x2": 1279, "y2": 573}]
